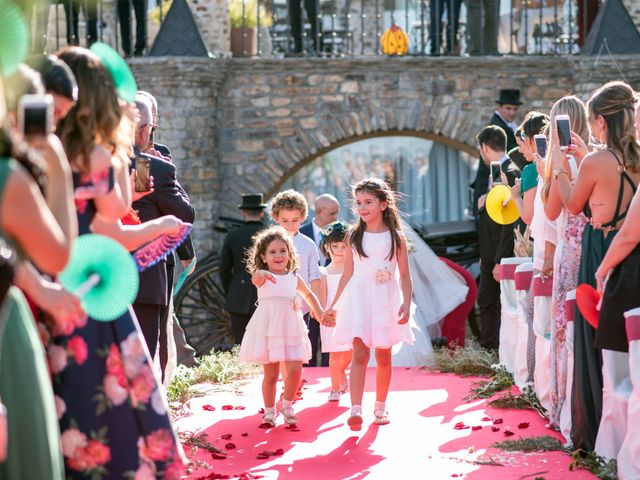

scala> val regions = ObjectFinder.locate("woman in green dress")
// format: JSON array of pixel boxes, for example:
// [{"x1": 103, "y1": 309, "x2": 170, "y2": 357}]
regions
[
  {"x1": 0, "y1": 79, "x2": 76, "y2": 478},
  {"x1": 551, "y1": 81, "x2": 640, "y2": 451}
]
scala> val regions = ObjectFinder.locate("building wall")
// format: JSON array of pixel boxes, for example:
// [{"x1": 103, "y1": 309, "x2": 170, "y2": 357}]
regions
[{"x1": 129, "y1": 55, "x2": 640, "y2": 257}]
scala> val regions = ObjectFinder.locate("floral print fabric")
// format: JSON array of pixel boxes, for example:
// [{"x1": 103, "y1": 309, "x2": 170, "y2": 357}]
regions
[
  {"x1": 38, "y1": 168, "x2": 184, "y2": 479},
  {"x1": 549, "y1": 210, "x2": 586, "y2": 428}
]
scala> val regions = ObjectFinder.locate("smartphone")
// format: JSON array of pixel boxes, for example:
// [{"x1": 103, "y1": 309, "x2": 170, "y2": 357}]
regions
[
  {"x1": 556, "y1": 114, "x2": 571, "y2": 151},
  {"x1": 534, "y1": 134, "x2": 548, "y2": 158},
  {"x1": 490, "y1": 161, "x2": 502, "y2": 186},
  {"x1": 18, "y1": 94, "x2": 53, "y2": 138},
  {"x1": 134, "y1": 157, "x2": 151, "y2": 193}
]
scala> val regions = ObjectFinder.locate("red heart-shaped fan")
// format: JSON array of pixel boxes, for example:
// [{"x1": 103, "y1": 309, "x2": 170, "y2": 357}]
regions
[{"x1": 576, "y1": 284, "x2": 602, "y2": 329}]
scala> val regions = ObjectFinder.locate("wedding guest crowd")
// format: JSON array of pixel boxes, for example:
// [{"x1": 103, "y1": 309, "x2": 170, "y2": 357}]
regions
[
  {"x1": 479, "y1": 80, "x2": 640, "y2": 474},
  {"x1": 0, "y1": 4, "x2": 196, "y2": 474}
]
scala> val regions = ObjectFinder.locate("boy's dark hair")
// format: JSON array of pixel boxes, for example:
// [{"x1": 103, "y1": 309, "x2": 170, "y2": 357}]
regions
[
  {"x1": 476, "y1": 125, "x2": 507, "y2": 153},
  {"x1": 319, "y1": 221, "x2": 350, "y2": 257}
]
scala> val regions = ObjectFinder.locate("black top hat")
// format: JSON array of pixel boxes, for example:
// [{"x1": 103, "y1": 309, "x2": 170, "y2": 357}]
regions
[
  {"x1": 496, "y1": 89, "x2": 523, "y2": 105},
  {"x1": 238, "y1": 194, "x2": 267, "y2": 210}
]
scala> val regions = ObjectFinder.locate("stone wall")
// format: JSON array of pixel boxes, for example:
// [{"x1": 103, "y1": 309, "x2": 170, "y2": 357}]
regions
[
  {"x1": 622, "y1": 0, "x2": 640, "y2": 35},
  {"x1": 129, "y1": 54, "x2": 640, "y2": 257}
]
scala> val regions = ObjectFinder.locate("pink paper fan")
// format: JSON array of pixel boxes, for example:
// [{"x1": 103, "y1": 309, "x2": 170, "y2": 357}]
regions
[{"x1": 134, "y1": 224, "x2": 191, "y2": 272}]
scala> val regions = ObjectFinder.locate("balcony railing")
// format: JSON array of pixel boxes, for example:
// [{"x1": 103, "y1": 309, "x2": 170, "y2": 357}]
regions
[{"x1": 30, "y1": 0, "x2": 594, "y2": 58}]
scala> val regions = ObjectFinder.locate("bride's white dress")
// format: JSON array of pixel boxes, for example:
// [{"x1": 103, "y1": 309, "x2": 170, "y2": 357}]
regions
[{"x1": 370, "y1": 220, "x2": 469, "y2": 367}]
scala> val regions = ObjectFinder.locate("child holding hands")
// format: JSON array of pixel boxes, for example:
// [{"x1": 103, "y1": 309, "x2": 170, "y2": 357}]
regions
[
  {"x1": 239, "y1": 226, "x2": 324, "y2": 427},
  {"x1": 324, "y1": 178, "x2": 414, "y2": 431}
]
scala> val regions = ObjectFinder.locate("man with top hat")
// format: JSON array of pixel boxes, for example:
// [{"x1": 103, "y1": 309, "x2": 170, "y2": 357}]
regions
[
  {"x1": 471, "y1": 88, "x2": 523, "y2": 217},
  {"x1": 220, "y1": 194, "x2": 268, "y2": 344}
]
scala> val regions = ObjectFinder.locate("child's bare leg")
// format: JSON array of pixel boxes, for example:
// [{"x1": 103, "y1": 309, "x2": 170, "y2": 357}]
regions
[
  {"x1": 329, "y1": 352, "x2": 341, "y2": 390},
  {"x1": 350, "y1": 338, "x2": 370, "y2": 407},
  {"x1": 279, "y1": 361, "x2": 287, "y2": 382},
  {"x1": 283, "y1": 361, "x2": 303, "y2": 401},
  {"x1": 340, "y1": 350, "x2": 353, "y2": 388},
  {"x1": 262, "y1": 363, "x2": 280, "y2": 408},
  {"x1": 374, "y1": 347, "x2": 392, "y2": 402}
]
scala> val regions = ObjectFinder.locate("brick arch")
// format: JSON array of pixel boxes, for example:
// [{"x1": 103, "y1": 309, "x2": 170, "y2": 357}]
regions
[
  {"x1": 218, "y1": 92, "x2": 486, "y2": 216},
  {"x1": 265, "y1": 130, "x2": 478, "y2": 199}
]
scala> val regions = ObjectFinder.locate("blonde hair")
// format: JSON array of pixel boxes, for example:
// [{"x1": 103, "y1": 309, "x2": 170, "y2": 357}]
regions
[
  {"x1": 350, "y1": 178, "x2": 404, "y2": 261},
  {"x1": 270, "y1": 189, "x2": 308, "y2": 220},
  {"x1": 543, "y1": 95, "x2": 590, "y2": 199},
  {"x1": 245, "y1": 225, "x2": 299, "y2": 274},
  {"x1": 587, "y1": 81, "x2": 640, "y2": 171}
]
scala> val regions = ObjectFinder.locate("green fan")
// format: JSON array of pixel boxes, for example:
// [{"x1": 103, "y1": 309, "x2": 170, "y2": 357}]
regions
[
  {"x1": 89, "y1": 42, "x2": 138, "y2": 103},
  {"x1": 0, "y1": 0, "x2": 29, "y2": 77},
  {"x1": 59, "y1": 234, "x2": 139, "y2": 321}
]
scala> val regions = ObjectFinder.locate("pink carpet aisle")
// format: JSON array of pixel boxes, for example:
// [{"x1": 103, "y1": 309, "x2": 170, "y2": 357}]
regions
[{"x1": 175, "y1": 367, "x2": 596, "y2": 480}]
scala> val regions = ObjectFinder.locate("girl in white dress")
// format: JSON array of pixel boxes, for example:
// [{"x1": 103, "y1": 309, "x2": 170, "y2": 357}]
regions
[
  {"x1": 324, "y1": 178, "x2": 414, "y2": 431},
  {"x1": 318, "y1": 221, "x2": 353, "y2": 402},
  {"x1": 240, "y1": 226, "x2": 324, "y2": 427}
]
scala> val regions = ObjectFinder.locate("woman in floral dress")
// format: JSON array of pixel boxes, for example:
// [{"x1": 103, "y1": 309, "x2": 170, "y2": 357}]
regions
[
  {"x1": 542, "y1": 96, "x2": 590, "y2": 434},
  {"x1": 50, "y1": 46, "x2": 184, "y2": 479}
]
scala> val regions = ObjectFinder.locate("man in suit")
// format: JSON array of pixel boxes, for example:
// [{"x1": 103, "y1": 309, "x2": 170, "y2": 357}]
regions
[
  {"x1": 137, "y1": 91, "x2": 197, "y2": 371},
  {"x1": 300, "y1": 193, "x2": 339, "y2": 366},
  {"x1": 300, "y1": 193, "x2": 340, "y2": 263},
  {"x1": 288, "y1": 0, "x2": 320, "y2": 54},
  {"x1": 219, "y1": 194, "x2": 267, "y2": 344},
  {"x1": 132, "y1": 100, "x2": 196, "y2": 359},
  {"x1": 476, "y1": 125, "x2": 519, "y2": 351},
  {"x1": 471, "y1": 89, "x2": 522, "y2": 216}
]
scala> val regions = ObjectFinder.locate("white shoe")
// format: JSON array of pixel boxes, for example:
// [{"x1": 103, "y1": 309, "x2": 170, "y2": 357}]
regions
[
  {"x1": 328, "y1": 390, "x2": 341, "y2": 402},
  {"x1": 278, "y1": 402, "x2": 297, "y2": 425}
]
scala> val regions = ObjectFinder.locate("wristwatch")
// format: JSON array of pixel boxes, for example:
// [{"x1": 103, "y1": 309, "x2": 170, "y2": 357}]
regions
[{"x1": 553, "y1": 169, "x2": 567, "y2": 179}]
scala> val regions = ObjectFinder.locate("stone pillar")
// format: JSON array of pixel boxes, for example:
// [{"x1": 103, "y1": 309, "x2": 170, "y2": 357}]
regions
[{"x1": 187, "y1": 0, "x2": 230, "y2": 55}]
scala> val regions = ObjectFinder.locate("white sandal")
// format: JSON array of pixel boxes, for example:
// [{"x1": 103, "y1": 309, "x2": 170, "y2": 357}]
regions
[{"x1": 374, "y1": 410, "x2": 390, "y2": 425}]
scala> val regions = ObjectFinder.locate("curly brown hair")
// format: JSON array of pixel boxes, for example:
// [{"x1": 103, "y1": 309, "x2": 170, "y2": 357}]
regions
[
  {"x1": 245, "y1": 225, "x2": 300, "y2": 274},
  {"x1": 270, "y1": 189, "x2": 308, "y2": 220},
  {"x1": 56, "y1": 46, "x2": 126, "y2": 173}
]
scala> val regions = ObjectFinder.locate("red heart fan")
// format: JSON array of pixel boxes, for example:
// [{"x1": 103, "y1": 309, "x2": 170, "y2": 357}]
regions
[
  {"x1": 576, "y1": 284, "x2": 602, "y2": 329},
  {"x1": 133, "y1": 224, "x2": 192, "y2": 272}
]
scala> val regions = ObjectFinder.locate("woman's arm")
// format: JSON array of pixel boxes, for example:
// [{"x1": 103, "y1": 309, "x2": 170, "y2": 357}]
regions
[
  {"x1": 91, "y1": 214, "x2": 186, "y2": 251},
  {"x1": 2, "y1": 166, "x2": 70, "y2": 274},
  {"x1": 13, "y1": 262, "x2": 85, "y2": 332},
  {"x1": 296, "y1": 275, "x2": 324, "y2": 321},
  {"x1": 596, "y1": 189, "x2": 640, "y2": 288},
  {"x1": 92, "y1": 147, "x2": 130, "y2": 222},
  {"x1": 552, "y1": 148, "x2": 597, "y2": 216},
  {"x1": 521, "y1": 187, "x2": 536, "y2": 225},
  {"x1": 31, "y1": 134, "x2": 78, "y2": 240},
  {"x1": 544, "y1": 177, "x2": 563, "y2": 221},
  {"x1": 396, "y1": 238, "x2": 413, "y2": 324}
]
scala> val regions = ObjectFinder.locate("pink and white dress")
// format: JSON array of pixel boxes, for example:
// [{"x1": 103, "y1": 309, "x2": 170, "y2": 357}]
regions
[
  {"x1": 320, "y1": 267, "x2": 352, "y2": 353},
  {"x1": 334, "y1": 231, "x2": 414, "y2": 349},
  {"x1": 239, "y1": 272, "x2": 312, "y2": 364}
]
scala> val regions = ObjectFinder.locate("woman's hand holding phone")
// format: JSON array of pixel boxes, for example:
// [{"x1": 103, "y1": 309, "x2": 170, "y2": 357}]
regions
[{"x1": 567, "y1": 131, "x2": 589, "y2": 162}]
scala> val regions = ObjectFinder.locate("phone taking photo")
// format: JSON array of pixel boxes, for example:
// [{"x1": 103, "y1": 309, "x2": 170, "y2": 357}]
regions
[
  {"x1": 556, "y1": 114, "x2": 571, "y2": 151},
  {"x1": 490, "y1": 161, "x2": 502, "y2": 186},
  {"x1": 534, "y1": 134, "x2": 548, "y2": 158},
  {"x1": 18, "y1": 94, "x2": 53, "y2": 138},
  {"x1": 134, "y1": 157, "x2": 151, "y2": 193}
]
